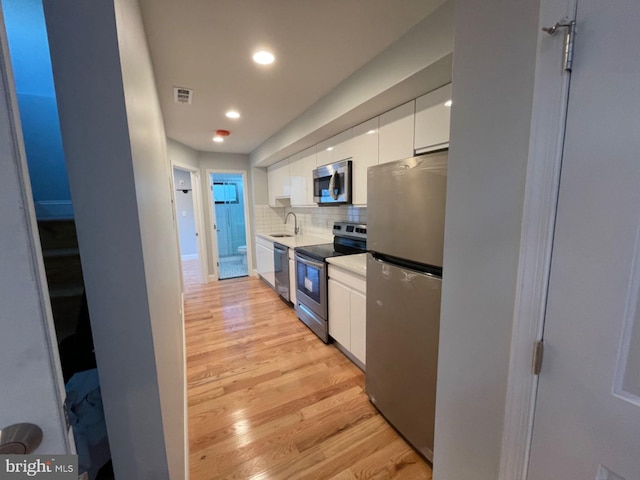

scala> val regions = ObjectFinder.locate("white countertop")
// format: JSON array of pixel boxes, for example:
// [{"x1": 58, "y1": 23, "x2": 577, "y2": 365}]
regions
[
  {"x1": 326, "y1": 253, "x2": 367, "y2": 277},
  {"x1": 256, "y1": 232, "x2": 330, "y2": 248}
]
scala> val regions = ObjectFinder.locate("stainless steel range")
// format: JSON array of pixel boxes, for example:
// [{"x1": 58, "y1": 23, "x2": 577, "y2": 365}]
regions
[{"x1": 294, "y1": 222, "x2": 367, "y2": 342}]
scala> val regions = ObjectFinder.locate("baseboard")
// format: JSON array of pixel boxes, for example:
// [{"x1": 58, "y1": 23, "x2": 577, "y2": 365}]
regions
[
  {"x1": 333, "y1": 340, "x2": 365, "y2": 373},
  {"x1": 208, "y1": 274, "x2": 217, "y2": 282},
  {"x1": 35, "y1": 200, "x2": 74, "y2": 220},
  {"x1": 181, "y1": 254, "x2": 198, "y2": 260}
]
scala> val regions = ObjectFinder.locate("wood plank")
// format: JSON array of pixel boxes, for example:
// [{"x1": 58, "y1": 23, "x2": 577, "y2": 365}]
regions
[{"x1": 182, "y1": 262, "x2": 432, "y2": 479}]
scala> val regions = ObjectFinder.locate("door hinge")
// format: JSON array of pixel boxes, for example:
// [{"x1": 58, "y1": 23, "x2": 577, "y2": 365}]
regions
[
  {"x1": 63, "y1": 397, "x2": 72, "y2": 431},
  {"x1": 532, "y1": 340, "x2": 544, "y2": 375},
  {"x1": 216, "y1": 261, "x2": 219, "y2": 267},
  {"x1": 542, "y1": 19, "x2": 576, "y2": 71}
]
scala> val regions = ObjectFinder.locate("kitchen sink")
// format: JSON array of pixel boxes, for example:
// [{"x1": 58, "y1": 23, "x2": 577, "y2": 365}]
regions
[{"x1": 270, "y1": 234, "x2": 294, "y2": 238}]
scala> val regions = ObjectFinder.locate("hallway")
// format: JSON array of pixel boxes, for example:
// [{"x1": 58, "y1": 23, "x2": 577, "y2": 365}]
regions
[{"x1": 183, "y1": 267, "x2": 433, "y2": 479}]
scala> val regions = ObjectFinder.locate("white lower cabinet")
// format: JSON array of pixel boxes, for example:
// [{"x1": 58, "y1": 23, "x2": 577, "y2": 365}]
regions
[
  {"x1": 328, "y1": 265, "x2": 366, "y2": 367},
  {"x1": 349, "y1": 290, "x2": 366, "y2": 365},
  {"x1": 329, "y1": 279, "x2": 351, "y2": 346},
  {"x1": 256, "y1": 236, "x2": 275, "y2": 288}
]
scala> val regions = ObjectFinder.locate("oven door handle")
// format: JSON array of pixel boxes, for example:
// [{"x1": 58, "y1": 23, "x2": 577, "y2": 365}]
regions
[{"x1": 295, "y1": 253, "x2": 325, "y2": 270}]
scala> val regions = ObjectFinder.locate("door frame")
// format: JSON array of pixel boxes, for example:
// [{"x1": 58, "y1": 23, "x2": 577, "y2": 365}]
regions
[
  {"x1": 171, "y1": 161, "x2": 208, "y2": 284},
  {"x1": 206, "y1": 169, "x2": 253, "y2": 282},
  {"x1": 498, "y1": 0, "x2": 577, "y2": 478},
  {"x1": 0, "y1": 6, "x2": 71, "y2": 452}
]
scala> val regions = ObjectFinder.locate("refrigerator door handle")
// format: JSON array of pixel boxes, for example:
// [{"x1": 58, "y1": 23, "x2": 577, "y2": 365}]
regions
[
  {"x1": 370, "y1": 251, "x2": 442, "y2": 278},
  {"x1": 370, "y1": 252, "x2": 385, "y2": 263}
]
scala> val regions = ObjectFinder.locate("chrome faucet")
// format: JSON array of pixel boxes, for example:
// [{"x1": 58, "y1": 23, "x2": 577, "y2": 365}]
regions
[{"x1": 285, "y1": 212, "x2": 300, "y2": 235}]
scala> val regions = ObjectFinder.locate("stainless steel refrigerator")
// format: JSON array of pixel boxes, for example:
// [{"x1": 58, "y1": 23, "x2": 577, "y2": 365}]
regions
[{"x1": 366, "y1": 150, "x2": 447, "y2": 462}]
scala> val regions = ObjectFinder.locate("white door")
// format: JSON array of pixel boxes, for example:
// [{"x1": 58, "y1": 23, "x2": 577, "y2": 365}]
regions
[
  {"x1": 528, "y1": 1, "x2": 640, "y2": 478},
  {"x1": 0, "y1": 11, "x2": 69, "y2": 453}
]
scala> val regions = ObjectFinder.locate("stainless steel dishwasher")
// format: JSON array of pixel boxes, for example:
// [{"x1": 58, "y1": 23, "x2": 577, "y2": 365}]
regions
[{"x1": 273, "y1": 242, "x2": 290, "y2": 301}]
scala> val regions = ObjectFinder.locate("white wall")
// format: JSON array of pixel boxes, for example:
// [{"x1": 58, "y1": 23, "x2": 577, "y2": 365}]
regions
[
  {"x1": 173, "y1": 168, "x2": 198, "y2": 257},
  {"x1": 114, "y1": 3, "x2": 185, "y2": 476},
  {"x1": 167, "y1": 137, "x2": 199, "y2": 170},
  {"x1": 251, "y1": 167, "x2": 268, "y2": 205},
  {"x1": 198, "y1": 151, "x2": 253, "y2": 275},
  {"x1": 43, "y1": 1, "x2": 185, "y2": 478},
  {"x1": 0, "y1": 7, "x2": 68, "y2": 454},
  {"x1": 434, "y1": 1, "x2": 541, "y2": 479}
]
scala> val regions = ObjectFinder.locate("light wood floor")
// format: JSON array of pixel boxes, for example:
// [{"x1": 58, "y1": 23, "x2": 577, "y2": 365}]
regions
[{"x1": 182, "y1": 259, "x2": 433, "y2": 479}]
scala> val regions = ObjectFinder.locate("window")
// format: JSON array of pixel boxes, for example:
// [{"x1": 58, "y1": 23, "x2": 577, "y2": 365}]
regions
[{"x1": 213, "y1": 182, "x2": 238, "y2": 204}]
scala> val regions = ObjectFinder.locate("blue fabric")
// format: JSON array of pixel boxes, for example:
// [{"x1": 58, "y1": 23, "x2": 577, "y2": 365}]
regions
[{"x1": 66, "y1": 369, "x2": 110, "y2": 479}]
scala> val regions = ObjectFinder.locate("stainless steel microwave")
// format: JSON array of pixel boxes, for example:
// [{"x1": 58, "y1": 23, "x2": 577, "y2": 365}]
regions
[{"x1": 313, "y1": 159, "x2": 352, "y2": 205}]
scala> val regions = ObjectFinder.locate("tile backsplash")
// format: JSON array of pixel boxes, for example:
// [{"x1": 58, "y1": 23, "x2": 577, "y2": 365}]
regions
[{"x1": 254, "y1": 205, "x2": 367, "y2": 240}]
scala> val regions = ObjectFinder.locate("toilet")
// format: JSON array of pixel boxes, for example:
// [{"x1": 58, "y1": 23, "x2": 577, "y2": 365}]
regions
[{"x1": 237, "y1": 245, "x2": 247, "y2": 265}]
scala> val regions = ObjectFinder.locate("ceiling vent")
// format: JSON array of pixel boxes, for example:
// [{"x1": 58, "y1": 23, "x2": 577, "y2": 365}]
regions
[{"x1": 173, "y1": 87, "x2": 193, "y2": 104}]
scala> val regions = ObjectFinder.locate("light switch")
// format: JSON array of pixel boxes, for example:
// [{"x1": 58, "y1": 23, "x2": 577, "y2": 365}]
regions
[{"x1": 182, "y1": 211, "x2": 187, "y2": 217}]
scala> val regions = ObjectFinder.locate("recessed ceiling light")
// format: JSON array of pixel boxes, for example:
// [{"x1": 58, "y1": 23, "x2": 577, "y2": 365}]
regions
[
  {"x1": 366, "y1": 129, "x2": 377, "y2": 135},
  {"x1": 444, "y1": 100, "x2": 453, "y2": 107},
  {"x1": 253, "y1": 50, "x2": 275, "y2": 65},
  {"x1": 326, "y1": 147, "x2": 333, "y2": 151},
  {"x1": 213, "y1": 136, "x2": 224, "y2": 143},
  {"x1": 225, "y1": 110, "x2": 240, "y2": 119}
]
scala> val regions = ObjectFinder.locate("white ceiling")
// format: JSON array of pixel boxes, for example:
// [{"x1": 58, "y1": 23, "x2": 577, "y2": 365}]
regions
[{"x1": 139, "y1": 0, "x2": 446, "y2": 155}]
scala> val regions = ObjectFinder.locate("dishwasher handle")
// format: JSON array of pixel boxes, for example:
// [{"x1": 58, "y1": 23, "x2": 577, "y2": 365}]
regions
[{"x1": 274, "y1": 243, "x2": 288, "y2": 255}]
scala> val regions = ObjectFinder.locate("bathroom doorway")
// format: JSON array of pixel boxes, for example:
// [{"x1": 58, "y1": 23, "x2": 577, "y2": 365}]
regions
[{"x1": 209, "y1": 171, "x2": 250, "y2": 280}]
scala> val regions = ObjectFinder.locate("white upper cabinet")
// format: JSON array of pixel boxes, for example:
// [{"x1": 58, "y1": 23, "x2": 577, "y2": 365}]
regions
[
  {"x1": 328, "y1": 278, "x2": 351, "y2": 348},
  {"x1": 290, "y1": 146, "x2": 316, "y2": 207},
  {"x1": 267, "y1": 157, "x2": 291, "y2": 206},
  {"x1": 378, "y1": 100, "x2": 415, "y2": 165},
  {"x1": 316, "y1": 129, "x2": 353, "y2": 167},
  {"x1": 351, "y1": 117, "x2": 379, "y2": 205},
  {"x1": 414, "y1": 83, "x2": 452, "y2": 154},
  {"x1": 264, "y1": 87, "x2": 452, "y2": 207}
]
